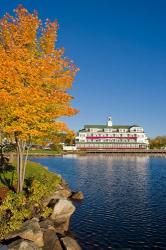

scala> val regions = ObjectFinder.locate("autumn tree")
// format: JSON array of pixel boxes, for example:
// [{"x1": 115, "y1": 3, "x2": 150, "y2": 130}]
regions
[
  {"x1": 63, "y1": 130, "x2": 76, "y2": 145},
  {"x1": 48, "y1": 130, "x2": 76, "y2": 151},
  {"x1": 0, "y1": 6, "x2": 78, "y2": 192},
  {"x1": 149, "y1": 136, "x2": 166, "y2": 149}
]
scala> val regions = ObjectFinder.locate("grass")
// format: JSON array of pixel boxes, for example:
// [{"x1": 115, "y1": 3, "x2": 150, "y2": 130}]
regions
[
  {"x1": 0, "y1": 160, "x2": 61, "y2": 189},
  {"x1": 29, "y1": 149, "x2": 62, "y2": 155},
  {"x1": 25, "y1": 160, "x2": 61, "y2": 185}
]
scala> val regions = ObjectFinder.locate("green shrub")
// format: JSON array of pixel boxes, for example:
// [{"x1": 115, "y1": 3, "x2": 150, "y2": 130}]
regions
[
  {"x1": 0, "y1": 161, "x2": 62, "y2": 240},
  {"x1": 0, "y1": 191, "x2": 31, "y2": 240}
]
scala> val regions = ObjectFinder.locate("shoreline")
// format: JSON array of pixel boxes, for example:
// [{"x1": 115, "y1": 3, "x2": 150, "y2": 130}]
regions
[
  {"x1": 29, "y1": 150, "x2": 166, "y2": 157},
  {"x1": 0, "y1": 160, "x2": 83, "y2": 250},
  {"x1": 2, "y1": 186, "x2": 83, "y2": 250},
  {"x1": 5, "y1": 149, "x2": 166, "y2": 158}
]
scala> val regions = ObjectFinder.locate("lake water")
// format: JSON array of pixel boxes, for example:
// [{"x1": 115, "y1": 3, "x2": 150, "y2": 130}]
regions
[{"x1": 31, "y1": 154, "x2": 166, "y2": 250}]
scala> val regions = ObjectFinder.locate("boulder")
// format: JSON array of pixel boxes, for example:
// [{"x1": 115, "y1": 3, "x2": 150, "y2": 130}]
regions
[
  {"x1": 50, "y1": 199, "x2": 75, "y2": 223},
  {"x1": 54, "y1": 189, "x2": 72, "y2": 199},
  {"x1": 61, "y1": 236, "x2": 82, "y2": 250},
  {"x1": 39, "y1": 219, "x2": 55, "y2": 230},
  {"x1": 70, "y1": 191, "x2": 84, "y2": 200},
  {"x1": 0, "y1": 244, "x2": 7, "y2": 250},
  {"x1": 60, "y1": 179, "x2": 70, "y2": 189},
  {"x1": 43, "y1": 188, "x2": 72, "y2": 207},
  {"x1": 53, "y1": 220, "x2": 70, "y2": 234},
  {"x1": 43, "y1": 229, "x2": 62, "y2": 250},
  {"x1": 6, "y1": 218, "x2": 44, "y2": 248},
  {"x1": 8, "y1": 239, "x2": 40, "y2": 250},
  {"x1": 39, "y1": 217, "x2": 68, "y2": 235}
]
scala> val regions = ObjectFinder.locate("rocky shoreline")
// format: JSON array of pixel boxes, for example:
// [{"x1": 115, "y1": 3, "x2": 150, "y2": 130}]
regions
[{"x1": 1, "y1": 181, "x2": 84, "y2": 250}]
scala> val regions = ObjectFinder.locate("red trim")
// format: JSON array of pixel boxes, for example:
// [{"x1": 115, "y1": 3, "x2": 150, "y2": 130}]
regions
[
  {"x1": 86, "y1": 136, "x2": 137, "y2": 139},
  {"x1": 78, "y1": 147, "x2": 146, "y2": 150}
]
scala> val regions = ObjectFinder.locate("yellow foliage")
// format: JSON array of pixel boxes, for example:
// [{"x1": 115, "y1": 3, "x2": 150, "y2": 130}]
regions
[
  {"x1": 0, "y1": 5, "x2": 79, "y2": 192},
  {"x1": 0, "y1": 5, "x2": 79, "y2": 143}
]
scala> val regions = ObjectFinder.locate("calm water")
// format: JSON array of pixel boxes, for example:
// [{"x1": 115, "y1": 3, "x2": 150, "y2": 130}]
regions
[{"x1": 31, "y1": 155, "x2": 166, "y2": 250}]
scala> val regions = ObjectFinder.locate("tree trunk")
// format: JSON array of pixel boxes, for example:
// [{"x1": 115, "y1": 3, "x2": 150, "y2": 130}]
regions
[
  {"x1": 15, "y1": 138, "x2": 28, "y2": 193},
  {"x1": 9, "y1": 152, "x2": 14, "y2": 164},
  {"x1": 22, "y1": 146, "x2": 30, "y2": 187}
]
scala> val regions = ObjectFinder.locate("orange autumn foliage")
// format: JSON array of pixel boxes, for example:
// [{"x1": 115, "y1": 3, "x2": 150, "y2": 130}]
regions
[{"x1": 0, "y1": 6, "x2": 78, "y2": 192}]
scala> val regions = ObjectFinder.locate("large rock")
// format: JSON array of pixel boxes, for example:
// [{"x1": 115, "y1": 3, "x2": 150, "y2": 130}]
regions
[
  {"x1": 70, "y1": 191, "x2": 84, "y2": 200},
  {"x1": 43, "y1": 188, "x2": 72, "y2": 207},
  {"x1": 6, "y1": 218, "x2": 44, "y2": 248},
  {"x1": 53, "y1": 220, "x2": 70, "y2": 234},
  {"x1": 39, "y1": 219, "x2": 55, "y2": 230},
  {"x1": 39, "y1": 217, "x2": 69, "y2": 235},
  {"x1": 50, "y1": 199, "x2": 75, "y2": 223},
  {"x1": 61, "y1": 236, "x2": 82, "y2": 250},
  {"x1": 0, "y1": 244, "x2": 7, "y2": 250},
  {"x1": 8, "y1": 239, "x2": 40, "y2": 250},
  {"x1": 54, "y1": 189, "x2": 72, "y2": 199},
  {"x1": 43, "y1": 229, "x2": 62, "y2": 250}
]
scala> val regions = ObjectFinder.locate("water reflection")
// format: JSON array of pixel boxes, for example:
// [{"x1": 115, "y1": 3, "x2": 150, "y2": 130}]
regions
[{"x1": 31, "y1": 155, "x2": 166, "y2": 250}]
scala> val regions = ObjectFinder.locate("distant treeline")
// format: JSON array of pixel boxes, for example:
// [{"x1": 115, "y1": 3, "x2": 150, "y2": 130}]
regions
[{"x1": 149, "y1": 136, "x2": 166, "y2": 149}]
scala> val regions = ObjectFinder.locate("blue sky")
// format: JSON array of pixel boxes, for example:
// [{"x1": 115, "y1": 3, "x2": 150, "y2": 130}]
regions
[{"x1": 0, "y1": 0, "x2": 166, "y2": 137}]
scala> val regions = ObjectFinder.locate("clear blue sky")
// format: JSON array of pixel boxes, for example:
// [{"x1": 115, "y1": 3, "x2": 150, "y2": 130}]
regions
[{"x1": 1, "y1": 0, "x2": 166, "y2": 137}]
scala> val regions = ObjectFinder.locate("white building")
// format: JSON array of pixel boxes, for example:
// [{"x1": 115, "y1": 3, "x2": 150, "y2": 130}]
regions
[
  {"x1": 63, "y1": 145, "x2": 77, "y2": 151},
  {"x1": 76, "y1": 117, "x2": 149, "y2": 151}
]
